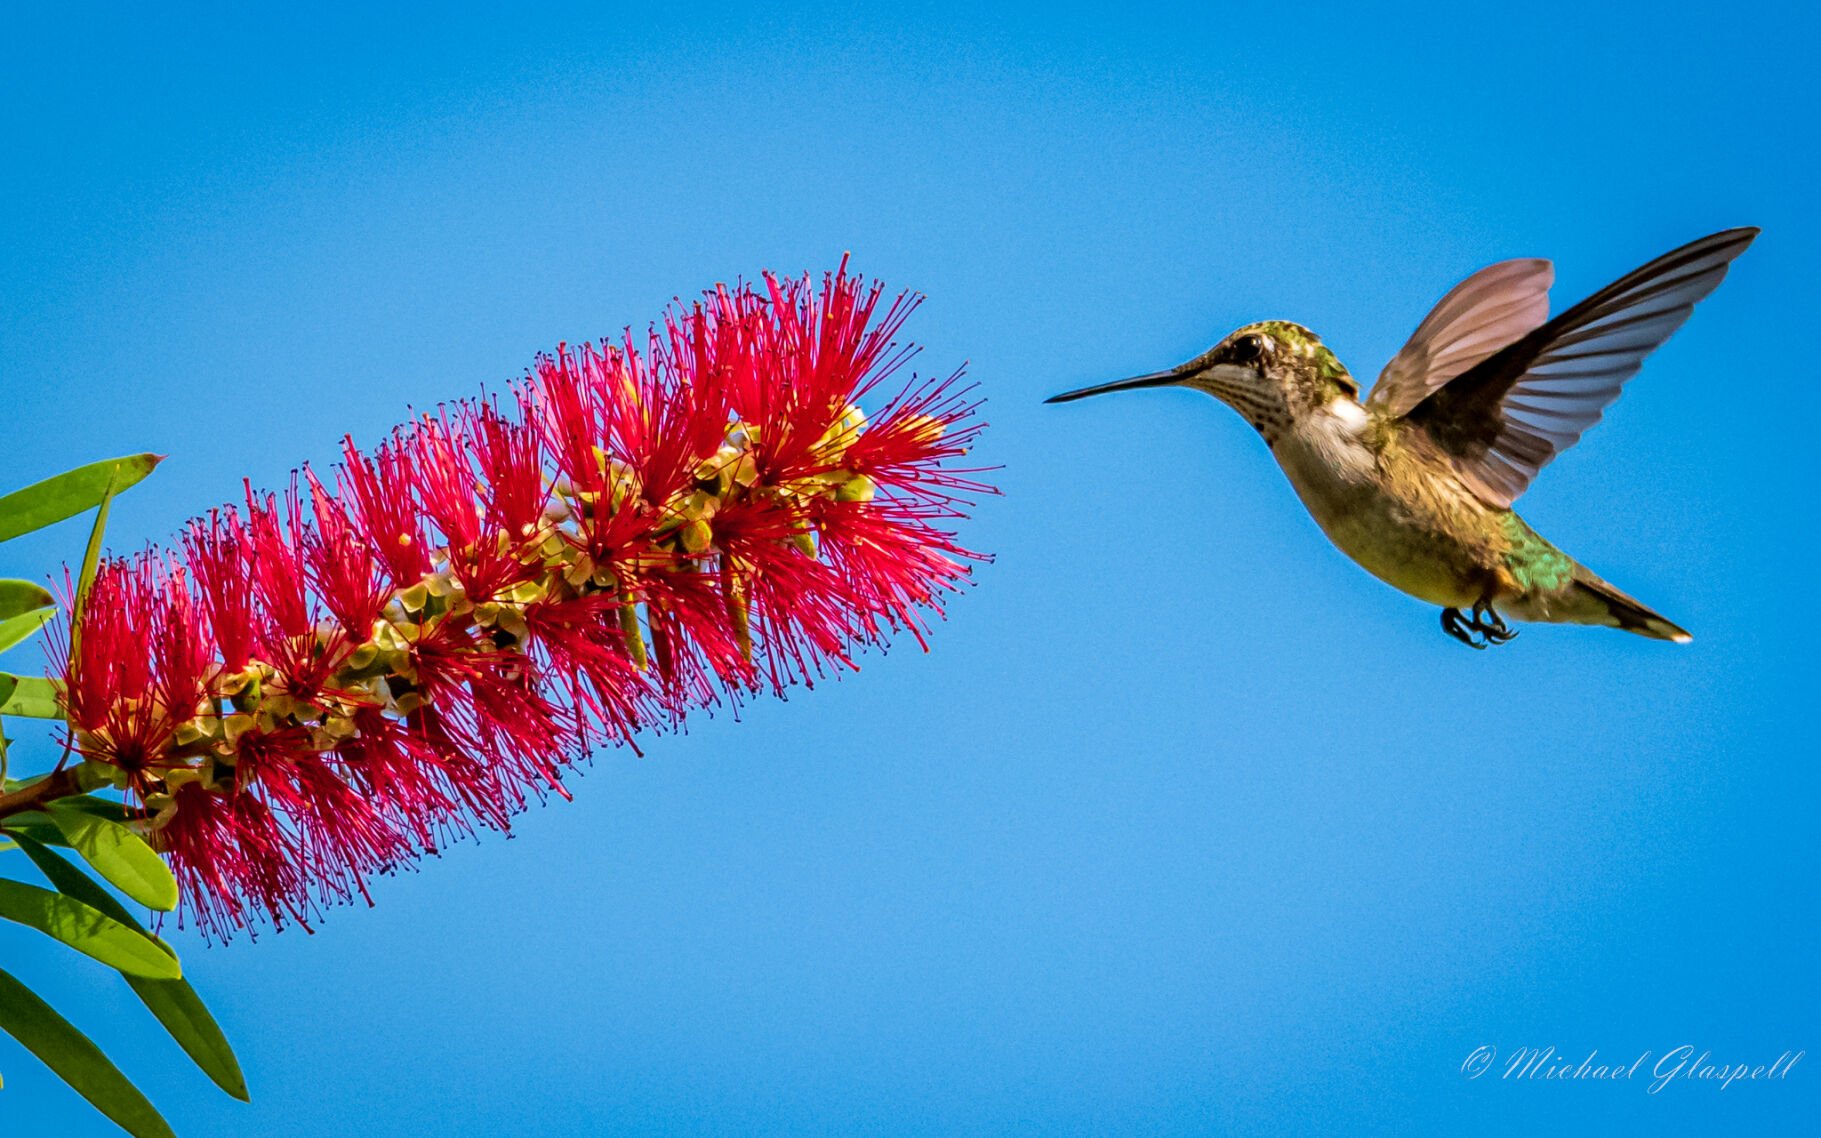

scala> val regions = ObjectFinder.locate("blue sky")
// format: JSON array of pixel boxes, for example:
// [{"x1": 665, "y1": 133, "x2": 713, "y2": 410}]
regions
[{"x1": 2, "y1": 3, "x2": 1815, "y2": 1134}]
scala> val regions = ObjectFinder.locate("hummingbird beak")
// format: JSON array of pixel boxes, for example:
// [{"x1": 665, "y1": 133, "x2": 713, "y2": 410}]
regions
[{"x1": 1043, "y1": 367, "x2": 1187, "y2": 404}]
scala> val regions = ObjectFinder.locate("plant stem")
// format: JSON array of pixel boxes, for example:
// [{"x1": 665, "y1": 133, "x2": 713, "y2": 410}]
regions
[{"x1": 0, "y1": 767, "x2": 80, "y2": 822}]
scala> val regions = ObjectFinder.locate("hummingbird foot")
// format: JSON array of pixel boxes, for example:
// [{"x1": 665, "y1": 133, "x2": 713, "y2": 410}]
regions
[
  {"x1": 1440, "y1": 607, "x2": 1486, "y2": 649},
  {"x1": 1440, "y1": 604, "x2": 1518, "y2": 649},
  {"x1": 1468, "y1": 599, "x2": 1518, "y2": 645}
]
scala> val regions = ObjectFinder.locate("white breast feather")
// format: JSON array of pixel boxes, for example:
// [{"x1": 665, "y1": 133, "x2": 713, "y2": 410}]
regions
[{"x1": 1287, "y1": 398, "x2": 1375, "y2": 487}]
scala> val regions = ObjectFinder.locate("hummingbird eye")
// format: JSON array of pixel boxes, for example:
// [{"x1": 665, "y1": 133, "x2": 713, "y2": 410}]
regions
[{"x1": 1227, "y1": 334, "x2": 1268, "y2": 366}]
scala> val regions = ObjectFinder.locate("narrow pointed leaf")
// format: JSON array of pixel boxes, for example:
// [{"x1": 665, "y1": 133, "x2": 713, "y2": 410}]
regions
[
  {"x1": 73, "y1": 465, "x2": 120, "y2": 639},
  {"x1": 0, "y1": 966, "x2": 179, "y2": 1138},
  {"x1": 0, "y1": 453, "x2": 161, "y2": 544},
  {"x1": 50, "y1": 794, "x2": 134, "y2": 822},
  {"x1": 0, "y1": 607, "x2": 55, "y2": 654},
  {"x1": 0, "y1": 673, "x2": 62, "y2": 718},
  {"x1": 46, "y1": 801, "x2": 178, "y2": 911},
  {"x1": 63, "y1": 461, "x2": 121, "y2": 689},
  {"x1": 0, "y1": 796, "x2": 131, "y2": 837},
  {"x1": 15, "y1": 835, "x2": 250, "y2": 1101},
  {"x1": 0, "y1": 818, "x2": 72, "y2": 847},
  {"x1": 0, "y1": 880, "x2": 181, "y2": 979},
  {"x1": 0, "y1": 578, "x2": 55, "y2": 620}
]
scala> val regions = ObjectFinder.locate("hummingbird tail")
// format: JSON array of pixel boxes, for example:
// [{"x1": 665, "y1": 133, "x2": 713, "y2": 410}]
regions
[{"x1": 1571, "y1": 572, "x2": 1692, "y2": 644}]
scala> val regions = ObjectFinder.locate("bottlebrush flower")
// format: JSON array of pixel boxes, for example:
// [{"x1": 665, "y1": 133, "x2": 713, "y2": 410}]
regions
[{"x1": 54, "y1": 261, "x2": 988, "y2": 939}]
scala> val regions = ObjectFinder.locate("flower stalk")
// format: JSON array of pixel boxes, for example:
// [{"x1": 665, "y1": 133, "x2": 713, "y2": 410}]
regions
[{"x1": 33, "y1": 262, "x2": 987, "y2": 938}]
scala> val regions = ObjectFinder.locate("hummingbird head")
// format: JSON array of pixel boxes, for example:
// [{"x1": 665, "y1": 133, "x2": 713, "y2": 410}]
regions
[{"x1": 1046, "y1": 320, "x2": 1360, "y2": 444}]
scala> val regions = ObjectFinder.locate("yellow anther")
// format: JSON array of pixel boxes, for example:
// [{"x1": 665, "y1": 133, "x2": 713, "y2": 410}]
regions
[
  {"x1": 163, "y1": 765, "x2": 204, "y2": 790},
  {"x1": 226, "y1": 670, "x2": 263, "y2": 712},
  {"x1": 565, "y1": 554, "x2": 596, "y2": 588},
  {"x1": 222, "y1": 713, "x2": 256, "y2": 745},
  {"x1": 495, "y1": 607, "x2": 530, "y2": 644},
  {"x1": 372, "y1": 621, "x2": 411, "y2": 652},
  {"x1": 606, "y1": 460, "x2": 642, "y2": 511},
  {"x1": 679, "y1": 518, "x2": 714, "y2": 554},
  {"x1": 173, "y1": 719, "x2": 214, "y2": 746},
  {"x1": 425, "y1": 572, "x2": 460, "y2": 598},
  {"x1": 816, "y1": 404, "x2": 867, "y2": 456},
  {"x1": 900, "y1": 413, "x2": 946, "y2": 444},
  {"x1": 694, "y1": 446, "x2": 739, "y2": 492},
  {"x1": 836, "y1": 474, "x2": 876, "y2": 503},
  {"x1": 321, "y1": 715, "x2": 360, "y2": 741}
]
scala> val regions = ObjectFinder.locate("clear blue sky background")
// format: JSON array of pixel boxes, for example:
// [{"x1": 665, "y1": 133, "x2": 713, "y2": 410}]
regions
[{"x1": 2, "y1": 4, "x2": 1815, "y2": 1135}]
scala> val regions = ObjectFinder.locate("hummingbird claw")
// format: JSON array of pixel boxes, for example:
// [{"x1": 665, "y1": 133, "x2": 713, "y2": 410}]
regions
[
  {"x1": 1441, "y1": 604, "x2": 1517, "y2": 649},
  {"x1": 1470, "y1": 600, "x2": 1518, "y2": 645},
  {"x1": 1440, "y1": 607, "x2": 1486, "y2": 649}
]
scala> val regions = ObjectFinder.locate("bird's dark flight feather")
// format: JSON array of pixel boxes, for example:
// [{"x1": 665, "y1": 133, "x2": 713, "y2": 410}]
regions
[{"x1": 1401, "y1": 227, "x2": 1759, "y2": 508}]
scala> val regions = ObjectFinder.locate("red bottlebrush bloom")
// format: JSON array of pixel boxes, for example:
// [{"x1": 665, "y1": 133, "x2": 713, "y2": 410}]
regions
[
  {"x1": 60, "y1": 556, "x2": 211, "y2": 781},
  {"x1": 52, "y1": 260, "x2": 990, "y2": 939}
]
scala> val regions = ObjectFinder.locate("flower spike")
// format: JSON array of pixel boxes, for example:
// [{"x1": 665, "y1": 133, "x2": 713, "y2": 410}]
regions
[{"x1": 55, "y1": 263, "x2": 989, "y2": 938}]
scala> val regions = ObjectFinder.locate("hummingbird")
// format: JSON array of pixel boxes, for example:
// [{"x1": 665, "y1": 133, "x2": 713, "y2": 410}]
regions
[{"x1": 1047, "y1": 228, "x2": 1759, "y2": 648}]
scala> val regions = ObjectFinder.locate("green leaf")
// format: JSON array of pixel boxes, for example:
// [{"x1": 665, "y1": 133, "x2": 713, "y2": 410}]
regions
[
  {"x1": 0, "y1": 880, "x2": 181, "y2": 979},
  {"x1": 47, "y1": 793, "x2": 133, "y2": 822},
  {"x1": 61, "y1": 456, "x2": 124, "y2": 691},
  {"x1": 0, "y1": 817, "x2": 72, "y2": 848},
  {"x1": 46, "y1": 801, "x2": 178, "y2": 911},
  {"x1": 0, "y1": 453, "x2": 161, "y2": 544},
  {"x1": 0, "y1": 607, "x2": 55, "y2": 654},
  {"x1": 0, "y1": 672, "x2": 62, "y2": 718},
  {"x1": 0, "y1": 578, "x2": 55, "y2": 620},
  {"x1": 0, "y1": 966, "x2": 178, "y2": 1138},
  {"x1": 1, "y1": 798, "x2": 130, "y2": 850},
  {"x1": 74, "y1": 463, "x2": 120, "y2": 627},
  {"x1": 15, "y1": 834, "x2": 249, "y2": 1101}
]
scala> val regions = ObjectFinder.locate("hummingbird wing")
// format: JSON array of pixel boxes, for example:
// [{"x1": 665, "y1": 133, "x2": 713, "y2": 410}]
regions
[
  {"x1": 1368, "y1": 257, "x2": 1555, "y2": 417},
  {"x1": 1401, "y1": 227, "x2": 1759, "y2": 508}
]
